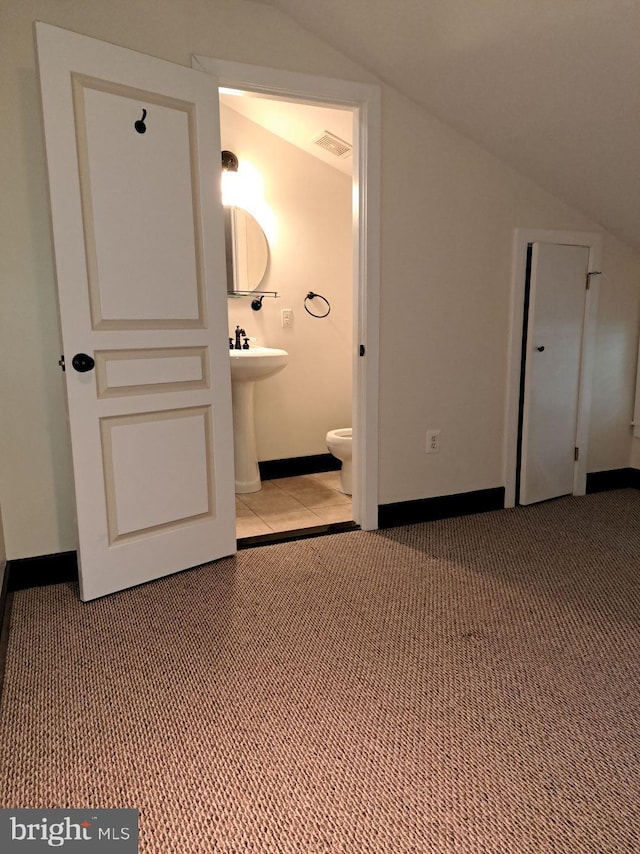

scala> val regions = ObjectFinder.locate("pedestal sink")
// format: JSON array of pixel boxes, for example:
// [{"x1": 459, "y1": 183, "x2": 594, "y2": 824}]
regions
[{"x1": 229, "y1": 346, "x2": 288, "y2": 493}]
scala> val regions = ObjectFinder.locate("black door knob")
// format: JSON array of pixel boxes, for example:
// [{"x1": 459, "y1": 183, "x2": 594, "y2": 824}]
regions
[
  {"x1": 72, "y1": 353, "x2": 95, "y2": 373},
  {"x1": 536, "y1": 346, "x2": 545, "y2": 352}
]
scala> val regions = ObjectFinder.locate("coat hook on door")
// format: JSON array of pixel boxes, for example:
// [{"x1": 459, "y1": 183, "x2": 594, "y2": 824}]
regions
[{"x1": 134, "y1": 109, "x2": 147, "y2": 134}]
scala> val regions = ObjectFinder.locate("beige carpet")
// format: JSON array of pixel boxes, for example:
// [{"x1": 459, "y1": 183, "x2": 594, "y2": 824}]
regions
[{"x1": 1, "y1": 490, "x2": 639, "y2": 852}]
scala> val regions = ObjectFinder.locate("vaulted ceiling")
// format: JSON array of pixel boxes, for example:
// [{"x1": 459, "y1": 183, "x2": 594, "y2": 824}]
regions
[{"x1": 258, "y1": 0, "x2": 640, "y2": 252}]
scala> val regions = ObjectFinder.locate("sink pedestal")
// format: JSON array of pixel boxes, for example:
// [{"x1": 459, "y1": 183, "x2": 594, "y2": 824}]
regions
[
  {"x1": 229, "y1": 346, "x2": 288, "y2": 494},
  {"x1": 232, "y1": 380, "x2": 261, "y2": 493}
]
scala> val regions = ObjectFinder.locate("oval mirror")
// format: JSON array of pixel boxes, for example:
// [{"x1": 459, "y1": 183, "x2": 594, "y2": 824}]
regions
[{"x1": 224, "y1": 207, "x2": 269, "y2": 294}]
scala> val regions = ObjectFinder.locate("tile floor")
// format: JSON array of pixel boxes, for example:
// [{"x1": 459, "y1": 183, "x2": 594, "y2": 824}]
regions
[{"x1": 235, "y1": 471, "x2": 353, "y2": 538}]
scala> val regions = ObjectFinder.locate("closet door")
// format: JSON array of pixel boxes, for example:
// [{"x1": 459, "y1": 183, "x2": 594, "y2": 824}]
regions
[{"x1": 520, "y1": 242, "x2": 589, "y2": 505}]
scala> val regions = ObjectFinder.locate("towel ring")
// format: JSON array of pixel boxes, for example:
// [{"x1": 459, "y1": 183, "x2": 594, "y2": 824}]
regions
[{"x1": 304, "y1": 291, "x2": 331, "y2": 318}]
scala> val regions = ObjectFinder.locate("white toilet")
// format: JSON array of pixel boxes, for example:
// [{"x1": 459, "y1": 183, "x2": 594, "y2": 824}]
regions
[{"x1": 326, "y1": 428, "x2": 353, "y2": 495}]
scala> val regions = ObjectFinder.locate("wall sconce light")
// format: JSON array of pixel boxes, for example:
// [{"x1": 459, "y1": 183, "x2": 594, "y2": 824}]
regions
[
  {"x1": 221, "y1": 150, "x2": 239, "y2": 172},
  {"x1": 219, "y1": 150, "x2": 277, "y2": 243},
  {"x1": 221, "y1": 150, "x2": 239, "y2": 207}
]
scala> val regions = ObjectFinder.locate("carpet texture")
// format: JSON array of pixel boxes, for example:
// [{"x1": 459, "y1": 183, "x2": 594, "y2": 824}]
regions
[{"x1": 1, "y1": 491, "x2": 639, "y2": 852}]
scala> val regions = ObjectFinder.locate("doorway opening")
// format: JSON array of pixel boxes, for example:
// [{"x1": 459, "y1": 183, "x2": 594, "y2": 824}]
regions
[
  {"x1": 192, "y1": 57, "x2": 381, "y2": 539},
  {"x1": 220, "y1": 91, "x2": 356, "y2": 542},
  {"x1": 504, "y1": 229, "x2": 603, "y2": 508},
  {"x1": 513, "y1": 243, "x2": 534, "y2": 505}
]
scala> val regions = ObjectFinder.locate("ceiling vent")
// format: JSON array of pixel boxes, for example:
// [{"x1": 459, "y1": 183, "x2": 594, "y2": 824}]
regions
[{"x1": 313, "y1": 130, "x2": 352, "y2": 158}]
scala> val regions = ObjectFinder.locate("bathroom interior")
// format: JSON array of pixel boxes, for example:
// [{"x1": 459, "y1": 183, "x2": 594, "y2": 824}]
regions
[{"x1": 219, "y1": 90, "x2": 357, "y2": 540}]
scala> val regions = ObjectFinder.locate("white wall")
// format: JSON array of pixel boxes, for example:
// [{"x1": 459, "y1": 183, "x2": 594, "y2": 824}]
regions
[
  {"x1": 220, "y1": 105, "x2": 352, "y2": 461},
  {"x1": 1, "y1": 0, "x2": 639, "y2": 559},
  {"x1": 377, "y1": 89, "x2": 640, "y2": 503},
  {"x1": 590, "y1": 235, "x2": 640, "y2": 473}
]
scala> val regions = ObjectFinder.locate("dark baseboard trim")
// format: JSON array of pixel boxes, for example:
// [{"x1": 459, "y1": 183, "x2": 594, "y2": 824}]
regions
[
  {"x1": 6, "y1": 550, "x2": 78, "y2": 592},
  {"x1": 2, "y1": 472, "x2": 634, "y2": 594},
  {"x1": 0, "y1": 561, "x2": 8, "y2": 630},
  {"x1": 0, "y1": 563, "x2": 11, "y2": 709},
  {"x1": 378, "y1": 487, "x2": 505, "y2": 529},
  {"x1": 259, "y1": 454, "x2": 340, "y2": 481},
  {"x1": 586, "y1": 468, "x2": 640, "y2": 493}
]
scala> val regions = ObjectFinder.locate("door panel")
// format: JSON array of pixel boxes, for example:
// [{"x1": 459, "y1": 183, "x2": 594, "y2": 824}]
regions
[
  {"x1": 101, "y1": 407, "x2": 213, "y2": 541},
  {"x1": 520, "y1": 242, "x2": 589, "y2": 505},
  {"x1": 74, "y1": 76, "x2": 204, "y2": 328},
  {"x1": 36, "y1": 23, "x2": 236, "y2": 600},
  {"x1": 95, "y1": 347, "x2": 209, "y2": 397}
]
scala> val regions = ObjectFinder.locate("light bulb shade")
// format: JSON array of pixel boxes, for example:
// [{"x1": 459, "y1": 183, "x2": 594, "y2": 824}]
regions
[{"x1": 221, "y1": 150, "x2": 239, "y2": 172}]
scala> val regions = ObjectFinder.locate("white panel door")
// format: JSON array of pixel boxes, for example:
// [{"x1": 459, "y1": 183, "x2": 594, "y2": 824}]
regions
[
  {"x1": 520, "y1": 242, "x2": 589, "y2": 505},
  {"x1": 36, "y1": 23, "x2": 236, "y2": 600}
]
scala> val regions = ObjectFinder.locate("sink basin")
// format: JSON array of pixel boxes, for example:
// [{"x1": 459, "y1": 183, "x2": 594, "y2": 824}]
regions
[
  {"x1": 229, "y1": 346, "x2": 288, "y2": 382},
  {"x1": 229, "y1": 346, "x2": 288, "y2": 494}
]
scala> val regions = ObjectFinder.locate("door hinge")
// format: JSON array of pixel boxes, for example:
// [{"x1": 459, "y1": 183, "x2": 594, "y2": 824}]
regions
[
  {"x1": 574, "y1": 446, "x2": 579, "y2": 461},
  {"x1": 58, "y1": 355, "x2": 65, "y2": 372},
  {"x1": 359, "y1": 344, "x2": 365, "y2": 357},
  {"x1": 586, "y1": 271, "x2": 602, "y2": 290}
]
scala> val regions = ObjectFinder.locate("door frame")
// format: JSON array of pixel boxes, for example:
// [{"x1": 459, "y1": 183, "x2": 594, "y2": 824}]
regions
[
  {"x1": 192, "y1": 56, "x2": 381, "y2": 530},
  {"x1": 503, "y1": 228, "x2": 603, "y2": 508}
]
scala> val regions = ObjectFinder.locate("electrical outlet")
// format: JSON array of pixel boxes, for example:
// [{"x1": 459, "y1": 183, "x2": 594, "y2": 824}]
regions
[
  {"x1": 281, "y1": 309, "x2": 293, "y2": 328},
  {"x1": 426, "y1": 429, "x2": 441, "y2": 454}
]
